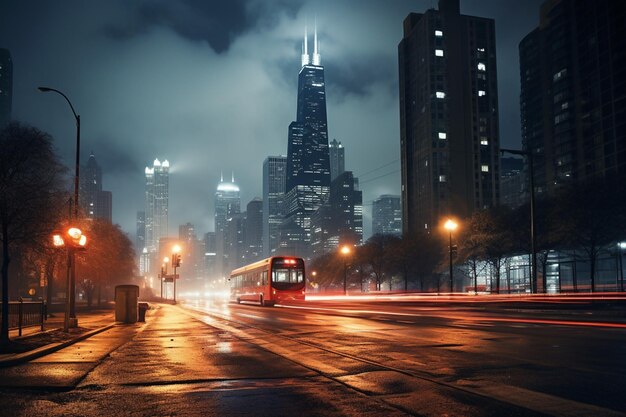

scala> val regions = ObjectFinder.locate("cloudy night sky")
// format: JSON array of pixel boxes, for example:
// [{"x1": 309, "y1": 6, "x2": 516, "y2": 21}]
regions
[{"x1": 0, "y1": 0, "x2": 543, "y2": 240}]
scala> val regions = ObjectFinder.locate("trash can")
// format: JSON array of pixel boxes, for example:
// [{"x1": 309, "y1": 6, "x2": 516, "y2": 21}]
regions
[
  {"x1": 138, "y1": 302, "x2": 149, "y2": 322},
  {"x1": 115, "y1": 285, "x2": 139, "y2": 323}
]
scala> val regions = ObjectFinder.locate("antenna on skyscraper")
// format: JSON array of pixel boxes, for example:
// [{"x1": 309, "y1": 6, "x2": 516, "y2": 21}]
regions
[
  {"x1": 231, "y1": 171, "x2": 235, "y2": 183},
  {"x1": 301, "y1": 20, "x2": 310, "y2": 67},
  {"x1": 220, "y1": 171, "x2": 224, "y2": 182},
  {"x1": 313, "y1": 16, "x2": 320, "y2": 66}
]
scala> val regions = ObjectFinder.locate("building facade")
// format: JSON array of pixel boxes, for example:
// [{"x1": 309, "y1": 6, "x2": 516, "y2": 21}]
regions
[
  {"x1": 244, "y1": 198, "x2": 263, "y2": 264},
  {"x1": 399, "y1": 0, "x2": 500, "y2": 235},
  {"x1": 262, "y1": 156, "x2": 286, "y2": 257},
  {"x1": 282, "y1": 24, "x2": 332, "y2": 257},
  {"x1": 0, "y1": 48, "x2": 12, "y2": 127},
  {"x1": 144, "y1": 158, "x2": 170, "y2": 258},
  {"x1": 519, "y1": 0, "x2": 626, "y2": 194},
  {"x1": 372, "y1": 195, "x2": 402, "y2": 236},
  {"x1": 214, "y1": 174, "x2": 241, "y2": 277},
  {"x1": 329, "y1": 139, "x2": 345, "y2": 181},
  {"x1": 80, "y1": 153, "x2": 112, "y2": 222}
]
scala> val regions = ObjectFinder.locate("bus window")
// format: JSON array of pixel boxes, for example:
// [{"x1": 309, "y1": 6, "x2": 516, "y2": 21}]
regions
[
  {"x1": 262, "y1": 271, "x2": 268, "y2": 285},
  {"x1": 273, "y1": 268, "x2": 304, "y2": 283}
]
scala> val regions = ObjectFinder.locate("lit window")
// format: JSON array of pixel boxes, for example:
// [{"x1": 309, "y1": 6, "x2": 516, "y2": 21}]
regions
[
  {"x1": 480, "y1": 138, "x2": 488, "y2": 145},
  {"x1": 436, "y1": 91, "x2": 445, "y2": 99},
  {"x1": 478, "y1": 90, "x2": 486, "y2": 96},
  {"x1": 435, "y1": 30, "x2": 443, "y2": 37},
  {"x1": 438, "y1": 132, "x2": 447, "y2": 139},
  {"x1": 439, "y1": 175, "x2": 446, "y2": 182},
  {"x1": 477, "y1": 47, "x2": 485, "y2": 52},
  {"x1": 477, "y1": 63, "x2": 486, "y2": 71},
  {"x1": 435, "y1": 49, "x2": 444, "y2": 57},
  {"x1": 481, "y1": 165, "x2": 489, "y2": 172}
]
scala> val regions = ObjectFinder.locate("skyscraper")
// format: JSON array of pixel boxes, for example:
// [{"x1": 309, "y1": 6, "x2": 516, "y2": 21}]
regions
[
  {"x1": 329, "y1": 139, "x2": 345, "y2": 181},
  {"x1": 244, "y1": 198, "x2": 263, "y2": 264},
  {"x1": 372, "y1": 195, "x2": 402, "y2": 236},
  {"x1": 80, "y1": 152, "x2": 112, "y2": 222},
  {"x1": 262, "y1": 156, "x2": 286, "y2": 257},
  {"x1": 0, "y1": 49, "x2": 12, "y2": 127},
  {"x1": 214, "y1": 173, "x2": 240, "y2": 277},
  {"x1": 399, "y1": 0, "x2": 500, "y2": 235},
  {"x1": 145, "y1": 158, "x2": 170, "y2": 255},
  {"x1": 136, "y1": 211, "x2": 145, "y2": 253},
  {"x1": 520, "y1": 0, "x2": 626, "y2": 193},
  {"x1": 282, "y1": 23, "x2": 331, "y2": 256},
  {"x1": 311, "y1": 171, "x2": 363, "y2": 255}
]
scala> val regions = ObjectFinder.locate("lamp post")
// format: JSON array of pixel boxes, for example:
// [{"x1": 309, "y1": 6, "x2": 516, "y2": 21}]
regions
[
  {"x1": 444, "y1": 219, "x2": 458, "y2": 293},
  {"x1": 161, "y1": 257, "x2": 169, "y2": 300},
  {"x1": 52, "y1": 228, "x2": 87, "y2": 332},
  {"x1": 39, "y1": 87, "x2": 81, "y2": 324},
  {"x1": 617, "y1": 242, "x2": 626, "y2": 292},
  {"x1": 501, "y1": 148, "x2": 537, "y2": 294},
  {"x1": 172, "y1": 245, "x2": 181, "y2": 303},
  {"x1": 340, "y1": 245, "x2": 351, "y2": 296}
]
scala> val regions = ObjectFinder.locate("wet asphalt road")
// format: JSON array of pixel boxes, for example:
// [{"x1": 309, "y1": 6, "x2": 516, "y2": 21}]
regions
[{"x1": 0, "y1": 298, "x2": 625, "y2": 417}]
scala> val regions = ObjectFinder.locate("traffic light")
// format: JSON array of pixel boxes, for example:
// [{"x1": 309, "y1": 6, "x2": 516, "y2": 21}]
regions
[{"x1": 172, "y1": 253, "x2": 181, "y2": 268}]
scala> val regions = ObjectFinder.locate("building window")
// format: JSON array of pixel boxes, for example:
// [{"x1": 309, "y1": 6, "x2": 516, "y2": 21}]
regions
[
  {"x1": 439, "y1": 175, "x2": 446, "y2": 182},
  {"x1": 478, "y1": 90, "x2": 486, "y2": 96},
  {"x1": 435, "y1": 49, "x2": 444, "y2": 57},
  {"x1": 477, "y1": 63, "x2": 486, "y2": 71},
  {"x1": 435, "y1": 30, "x2": 443, "y2": 37},
  {"x1": 553, "y1": 68, "x2": 567, "y2": 82},
  {"x1": 436, "y1": 91, "x2": 446, "y2": 99},
  {"x1": 480, "y1": 138, "x2": 488, "y2": 145},
  {"x1": 438, "y1": 132, "x2": 447, "y2": 139},
  {"x1": 477, "y1": 47, "x2": 485, "y2": 52},
  {"x1": 481, "y1": 165, "x2": 489, "y2": 172}
]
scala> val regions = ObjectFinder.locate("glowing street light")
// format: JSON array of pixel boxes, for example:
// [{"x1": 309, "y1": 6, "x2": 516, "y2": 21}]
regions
[
  {"x1": 51, "y1": 227, "x2": 87, "y2": 332},
  {"x1": 39, "y1": 86, "x2": 82, "y2": 324},
  {"x1": 444, "y1": 219, "x2": 458, "y2": 293},
  {"x1": 340, "y1": 245, "x2": 352, "y2": 296},
  {"x1": 172, "y1": 245, "x2": 182, "y2": 303},
  {"x1": 161, "y1": 257, "x2": 169, "y2": 300}
]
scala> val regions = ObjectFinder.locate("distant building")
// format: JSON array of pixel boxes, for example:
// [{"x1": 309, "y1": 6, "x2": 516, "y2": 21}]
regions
[
  {"x1": 179, "y1": 223, "x2": 202, "y2": 283},
  {"x1": 136, "y1": 211, "x2": 145, "y2": 253},
  {"x1": 80, "y1": 153, "x2": 112, "y2": 222},
  {"x1": 282, "y1": 23, "x2": 331, "y2": 257},
  {"x1": 214, "y1": 173, "x2": 240, "y2": 277},
  {"x1": 0, "y1": 48, "x2": 12, "y2": 127},
  {"x1": 262, "y1": 156, "x2": 286, "y2": 257},
  {"x1": 329, "y1": 139, "x2": 345, "y2": 181},
  {"x1": 372, "y1": 195, "x2": 402, "y2": 236},
  {"x1": 519, "y1": 0, "x2": 626, "y2": 193},
  {"x1": 203, "y1": 232, "x2": 217, "y2": 279},
  {"x1": 244, "y1": 198, "x2": 263, "y2": 264},
  {"x1": 399, "y1": 0, "x2": 500, "y2": 235},
  {"x1": 144, "y1": 158, "x2": 169, "y2": 255},
  {"x1": 311, "y1": 171, "x2": 363, "y2": 255},
  {"x1": 500, "y1": 157, "x2": 524, "y2": 208}
]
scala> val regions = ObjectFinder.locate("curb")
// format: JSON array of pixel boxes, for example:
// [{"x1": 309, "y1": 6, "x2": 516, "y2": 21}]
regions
[{"x1": 0, "y1": 323, "x2": 117, "y2": 368}]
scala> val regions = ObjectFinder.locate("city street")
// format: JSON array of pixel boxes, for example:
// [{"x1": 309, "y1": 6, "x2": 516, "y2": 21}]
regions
[{"x1": 0, "y1": 299, "x2": 625, "y2": 416}]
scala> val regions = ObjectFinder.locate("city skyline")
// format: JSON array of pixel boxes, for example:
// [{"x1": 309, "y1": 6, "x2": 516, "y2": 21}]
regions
[{"x1": 0, "y1": 0, "x2": 543, "y2": 239}]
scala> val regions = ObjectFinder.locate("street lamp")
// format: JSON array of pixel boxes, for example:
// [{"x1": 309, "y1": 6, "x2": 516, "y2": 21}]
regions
[
  {"x1": 161, "y1": 257, "x2": 169, "y2": 300},
  {"x1": 501, "y1": 148, "x2": 537, "y2": 293},
  {"x1": 52, "y1": 227, "x2": 87, "y2": 332},
  {"x1": 340, "y1": 245, "x2": 351, "y2": 296},
  {"x1": 39, "y1": 86, "x2": 81, "y2": 324},
  {"x1": 617, "y1": 242, "x2": 626, "y2": 292},
  {"x1": 444, "y1": 219, "x2": 458, "y2": 293},
  {"x1": 172, "y1": 245, "x2": 182, "y2": 303}
]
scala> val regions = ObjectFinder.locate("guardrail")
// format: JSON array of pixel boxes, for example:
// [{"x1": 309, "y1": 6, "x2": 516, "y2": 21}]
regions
[{"x1": 0, "y1": 299, "x2": 46, "y2": 336}]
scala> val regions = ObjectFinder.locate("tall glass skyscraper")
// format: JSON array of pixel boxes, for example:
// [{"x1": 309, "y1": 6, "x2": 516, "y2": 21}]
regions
[
  {"x1": 329, "y1": 139, "x2": 345, "y2": 181},
  {"x1": 282, "y1": 24, "x2": 331, "y2": 256},
  {"x1": 80, "y1": 152, "x2": 112, "y2": 222},
  {"x1": 263, "y1": 156, "x2": 286, "y2": 257},
  {"x1": 214, "y1": 173, "x2": 240, "y2": 277},
  {"x1": 145, "y1": 158, "x2": 169, "y2": 254}
]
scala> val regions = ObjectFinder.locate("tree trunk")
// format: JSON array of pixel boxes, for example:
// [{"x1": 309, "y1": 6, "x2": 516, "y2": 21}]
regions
[{"x1": 1, "y1": 221, "x2": 11, "y2": 343}]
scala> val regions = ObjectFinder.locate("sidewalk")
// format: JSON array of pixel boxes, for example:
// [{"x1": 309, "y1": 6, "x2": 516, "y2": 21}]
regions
[{"x1": 0, "y1": 309, "x2": 117, "y2": 367}]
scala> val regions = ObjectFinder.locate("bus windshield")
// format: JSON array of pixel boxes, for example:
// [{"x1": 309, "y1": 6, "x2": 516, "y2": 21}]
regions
[{"x1": 272, "y1": 268, "x2": 304, "y2": 283}]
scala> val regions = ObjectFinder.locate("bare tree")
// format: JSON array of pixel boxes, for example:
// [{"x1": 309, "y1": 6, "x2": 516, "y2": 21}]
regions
[{"x1": 0, "y1": 123, "x2": 67, "y2": 346}]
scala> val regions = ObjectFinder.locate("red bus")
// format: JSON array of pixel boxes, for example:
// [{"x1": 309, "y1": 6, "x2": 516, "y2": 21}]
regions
[{"x1": 229, "y1": 256, "x2": 305, "y2": 306}]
